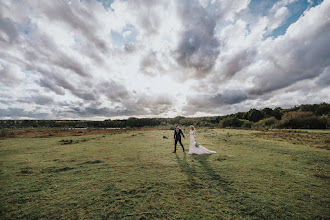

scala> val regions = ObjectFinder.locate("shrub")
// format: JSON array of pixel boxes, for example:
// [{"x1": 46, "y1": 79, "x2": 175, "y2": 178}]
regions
[
  {"x1": 277, "y1": 111, "x2": 328, "y2": 129},
  {"x1": 220, "y1": 117, "x2": 251, "y2": 128},
  {"x1": 0, "y1": 129, "x2": 7, "y2": 138},
  {"x1": 241, "y1": 119, "x2": 253, "y2": 128},
  {"x1": 254, "y1": 117, "x2": 279, "y2": 128}
]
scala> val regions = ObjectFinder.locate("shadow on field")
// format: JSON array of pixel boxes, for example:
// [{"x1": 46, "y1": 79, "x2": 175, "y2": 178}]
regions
[
  {"x1": 191, "y1": 155, "x2": 281, "y2": 219},
  {"x1": 193, "y1": 154, "x2": 231, "y2": 190},
  {"x1": 175, "y1": 154, "x2": 198, "y2": 187},
  {"x1": 175, "y1": 154, "x2": 231, "y2": 191}
]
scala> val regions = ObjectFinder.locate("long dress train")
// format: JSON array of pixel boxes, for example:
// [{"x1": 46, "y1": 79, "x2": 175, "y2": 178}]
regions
[{"x1": 188, "y1": 130, "x2": 216, "y2": 155}]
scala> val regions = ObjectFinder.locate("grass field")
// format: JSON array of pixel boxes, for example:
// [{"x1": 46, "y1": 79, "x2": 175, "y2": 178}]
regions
[{"x1": 0, "y1": 128, "x2": 329, "y2": 219}]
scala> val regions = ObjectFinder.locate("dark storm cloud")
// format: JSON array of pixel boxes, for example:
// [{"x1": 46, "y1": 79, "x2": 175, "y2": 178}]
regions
[
  {"x1": 30, "y1": 95, "x2": 54, "y2": 105},
  {"x1": 217, "y1": 49, "x2": 256, "y2": 80},
  {"x1": 183, "y1": 89, "x2": 248, "y2": 114},
  {"x1": 175, "y1": 0, "x2": 220, "y2": 77},
  {"x1": 220, "y1": 90, "x2": 248, "y2": 104},
  {"x1": 0, "y1": 16, "x2": 19, "y2": 43},
  {"x1": 0, "y1": 108, "x2": 49, "y2": 119},
  {"x1": 33, "y1": 64, "x2": 98, "y2": 101},
  {"x1": 39, "y1": 78, "x2": 66, "y2": 96},
  {"x1": 38, "y1": 74, "x2": 98, "y2": 101},
  {"x1": 53, "y1": 77, "x2": 98, "y2": 101},
  {"x1": 316, "y1": 68, "x2": 330, "y2": 87},
  {"x1": 16, "y1": 94, "x2": 54, "y2": 106},
  {"x1": 98, "y1": 80, "x2": 129, "y2": 102}
]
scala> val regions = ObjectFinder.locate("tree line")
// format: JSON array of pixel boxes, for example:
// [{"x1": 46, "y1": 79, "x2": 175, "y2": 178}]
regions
[{"x1": 0, "y1": 103, "x2": 329, "y2": 129}]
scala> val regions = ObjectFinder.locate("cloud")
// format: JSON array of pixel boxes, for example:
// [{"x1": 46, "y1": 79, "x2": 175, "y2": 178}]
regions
[
  {"x1": 0, "y1": 108, "x2": 49, "y2": 119},
  {"x1": 0, "y1": 58, "x2": 25, "y2": 87},
  {"x1": 30, "y1": 95, "x2": 54, "y2": 105},
  {"x1": 0, "y1": 16, "x2": 19, "y2": 43},
  {"x1": 174, "y1": 0, "x2": 220, "y2": 78},
  {"x1": 37, "y1": 1, "x2": 109, "y2": 54},
  {"x1": 134, "y1": 94, "x2": 174, "y2": 115},
  {"x1": 51, "y1": 92, "x2": 174, "y2": 119},
  {"x1": 316, "y1": 67, "x2": 330, "y2": 87},
  {"x1": 214, "y1": 48, "x2": 256, "y2": 81},
  {"x1": 183, "y1": 89, "x2": 248, "y2": 114},
  {"x1": 248, "y1": 1, "x2": 330, "y2": 95},
  {"x1": 139, "y1": 51, "x2": 165, "y2": 76},
  {"x1": 267, "y1": 6, "x2": 290, "y2": 32},
  {"x1": 0, "y1": 0, "x2": 328, "y2": 119},
  {"x1": 97, "y1": 80, "x2": 129, "y2": 102}
]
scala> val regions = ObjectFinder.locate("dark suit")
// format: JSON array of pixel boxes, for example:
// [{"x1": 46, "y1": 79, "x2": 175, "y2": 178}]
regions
[{"x1": 173, "y1": 128, "x2": 185, "y2": 152}]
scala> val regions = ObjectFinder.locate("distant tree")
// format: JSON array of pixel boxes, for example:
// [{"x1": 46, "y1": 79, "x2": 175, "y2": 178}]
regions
[
  {"x1": 248, "y1": 109, "x2": 264, "y2": 122},
  {"x1": 171, "y1": 116, "x2": 185, "y2": 125},
  {"x1": 315, "y1": 103, "x2": 330, "y2": 116},
  {"x1": 261, "y1": 108, "x2": 273, "y2": 118},
  {"x1": 242, "y1": 112, "x2": 249, "y2": 120},
  {"x1": 235, "y1": 112, "x2": 244, "y2": 119},
  {"x1": 277, "y1": 111, "x2": 327, "y2": 129},
  {"x1": 179, "y1": 118, "x2": 195, "y2": 126},
  {"x1": 220, "y1": 117, "x2": 244, "y2": 128},
  {"x1": 272, "y1": 107, "x2": 282, "y2": 120}
]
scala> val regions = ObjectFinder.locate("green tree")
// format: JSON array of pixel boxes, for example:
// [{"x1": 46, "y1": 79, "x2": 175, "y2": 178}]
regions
[{"x1": 248, "y1": 109, "x2": 264, "y2": 122}]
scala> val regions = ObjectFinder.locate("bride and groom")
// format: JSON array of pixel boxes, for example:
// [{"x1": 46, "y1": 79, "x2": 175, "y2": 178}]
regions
[{"x1": 173, "y1": 125, "x2": 216, "y2": 155}]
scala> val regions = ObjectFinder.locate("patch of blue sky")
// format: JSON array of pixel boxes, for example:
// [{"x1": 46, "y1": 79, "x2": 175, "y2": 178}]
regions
[
  {"x1": 110, "y1": 24, "x2": 137, "y2": 47},
  {"x1": 249, "y1": 0, "x2": 278, "y2": 16},
  {"x1": 269, "y1": 0, "x2": 324, "y2": 38},
  {"x1": 96, "y1": 0, "x2": 114, "y2": 10},
  {"x1": 249, "y1": 0, "x2": 324, "y2": 39},
  {"x1": 81, "y1": 0, "x2": 114, "y2": 10},
  {"x1": 22, "y1": 19, "x2": 35, "y2": 36}
]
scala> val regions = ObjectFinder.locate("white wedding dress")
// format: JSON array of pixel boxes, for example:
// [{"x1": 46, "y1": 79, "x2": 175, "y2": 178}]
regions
[{"x1": 188, "y1": 130, "x2": 216, "y2": 155}]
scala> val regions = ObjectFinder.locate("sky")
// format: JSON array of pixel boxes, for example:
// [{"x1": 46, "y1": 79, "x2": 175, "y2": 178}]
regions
[{"x1": 0, "y1": 0, "x2": 329, "y2": 120}]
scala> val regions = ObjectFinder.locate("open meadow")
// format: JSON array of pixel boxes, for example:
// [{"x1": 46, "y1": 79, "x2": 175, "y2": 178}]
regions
[{"x1": 0, "y1": 128, "x2": 329, "y2": 219}]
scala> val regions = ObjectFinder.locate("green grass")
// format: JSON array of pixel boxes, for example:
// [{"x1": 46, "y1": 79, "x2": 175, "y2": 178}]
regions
[{"x1": 0, "y1": 129, "x2": 329, "y2": 219}]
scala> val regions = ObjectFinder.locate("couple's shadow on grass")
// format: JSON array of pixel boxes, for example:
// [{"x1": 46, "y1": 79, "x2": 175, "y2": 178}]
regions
[{"x1": 175, "y1": 154, "x2": 229, "y2": 190}]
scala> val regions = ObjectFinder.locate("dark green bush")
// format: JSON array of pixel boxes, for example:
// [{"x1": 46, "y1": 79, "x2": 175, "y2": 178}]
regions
[
  {"x1": 0, "y1": 129, "x2": 7, "y2": 138},
  {"x1": 220, "y1": 117, "x2": 251, "y2": 128},
  {"x1": 277, "y1": 111, "x2": 328, "y2": 129}
]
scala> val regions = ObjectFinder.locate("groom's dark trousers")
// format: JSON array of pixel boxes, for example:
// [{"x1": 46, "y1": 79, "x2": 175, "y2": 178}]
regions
[{"x1": 174, "y1": 129, "x2": 185, "y2": 152}]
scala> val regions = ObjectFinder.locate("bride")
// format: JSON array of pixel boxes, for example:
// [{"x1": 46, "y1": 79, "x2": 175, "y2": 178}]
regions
[{"x1": 187, "y1": 125, "x2": 216, "y2": 155}]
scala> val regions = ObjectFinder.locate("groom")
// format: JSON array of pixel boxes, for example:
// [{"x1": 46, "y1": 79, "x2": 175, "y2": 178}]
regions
[{"x1": 173, "y1": 125, "x2": 185, "y2": 153}]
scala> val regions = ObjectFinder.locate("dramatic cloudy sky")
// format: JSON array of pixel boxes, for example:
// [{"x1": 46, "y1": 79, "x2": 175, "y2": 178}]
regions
[{"x1": 0, "y1": 0, "x2": 329, "y2": 120}]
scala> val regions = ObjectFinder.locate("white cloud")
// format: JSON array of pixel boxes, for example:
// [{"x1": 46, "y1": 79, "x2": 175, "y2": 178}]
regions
[{"x1": 0, "y1": 0, "x2": 328, "y2": 119}]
